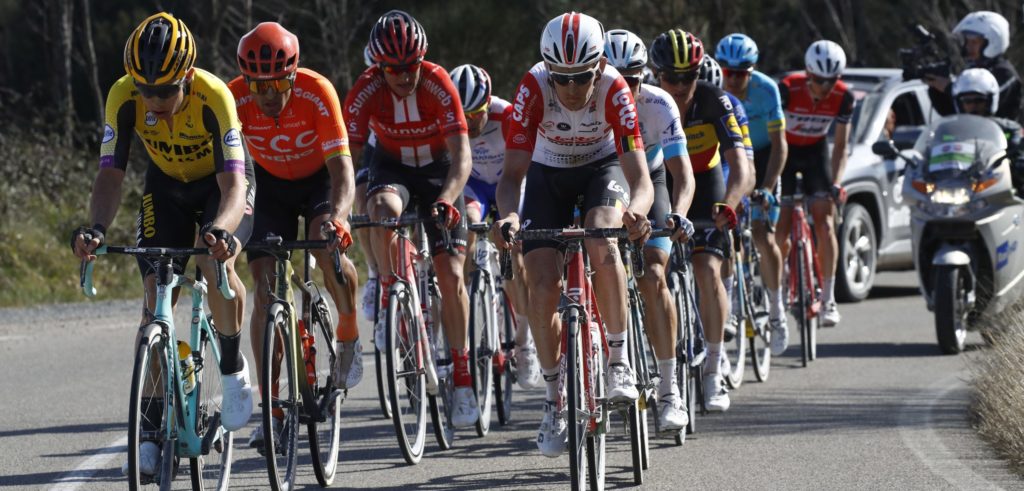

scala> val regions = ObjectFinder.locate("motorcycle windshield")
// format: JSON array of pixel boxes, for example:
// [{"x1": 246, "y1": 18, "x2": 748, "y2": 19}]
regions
[{"x1": 922, "y1": 115, "x2": 1006, "y2": 180}]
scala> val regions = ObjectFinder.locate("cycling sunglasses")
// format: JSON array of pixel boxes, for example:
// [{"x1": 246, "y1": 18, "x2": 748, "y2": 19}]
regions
[
  {"x1": 722, "y1": 67, "x2": 753, "y2": 79},
  {"x1": 550, "y1": 67, "x2": 599, "y2": 86},
  {"x1": 135, "y1": 80, "x2": 184, "y2": 99},
  {"x1": 246, "y1": 75, "x2": 295, "y2": 95},
  {"x1": 660, "y1": 69, "x2": 700, "y2": 85},
  {"x1": 622, "y1": 74, "x2": 644, "y2": 87},
  {"x1": 380, "y1": 60, "x2": 422, "y2": 75},
  {"x1": 465, "y1": 102, "x2": 490, "y2": 117},
  {"x1": 809, "y1": 74, "x2": 838, "y2": 86}
]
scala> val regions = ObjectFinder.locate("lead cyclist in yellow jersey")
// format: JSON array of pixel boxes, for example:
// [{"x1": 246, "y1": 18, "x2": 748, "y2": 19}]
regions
[{"x1": 71, "y1": 12, "x2": 256, "y2": 477}]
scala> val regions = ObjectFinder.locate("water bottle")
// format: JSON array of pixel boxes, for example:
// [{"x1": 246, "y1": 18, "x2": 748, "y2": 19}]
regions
[
  {"x1": 298, "y1": 320, "x2": 316, "y2": 386},
  {"x1": 177, "y1": 341, "x2": 196, "y2": 394}
]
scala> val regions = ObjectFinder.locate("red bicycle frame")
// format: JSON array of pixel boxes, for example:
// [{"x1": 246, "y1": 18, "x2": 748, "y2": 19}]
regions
[
  {"x1": 561, "y1": 242, "x2": 608, "y2": 431},
  {"x1": 787, "y1": 202, "x2": 823, "y2": 320}
]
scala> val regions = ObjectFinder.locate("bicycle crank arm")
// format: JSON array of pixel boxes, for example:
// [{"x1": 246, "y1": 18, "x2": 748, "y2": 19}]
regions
[{"x1": 199, "y1": 412, "x2": 222, "y2": 454}]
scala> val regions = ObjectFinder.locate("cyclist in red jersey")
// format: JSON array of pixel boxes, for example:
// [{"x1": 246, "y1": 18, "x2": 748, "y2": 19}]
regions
[
  {"x1": 492, "y1": 12, "x2": 653, "y2": 457},
  {"x1": 228, "y1": 22, "x2": 359, "y2": 447},
  {"x1": 777, "y1": 40, "x2": 854, "y2": 326},
  {"x1": 343, "y1": 10, "x2": 479, "y2": 427}
]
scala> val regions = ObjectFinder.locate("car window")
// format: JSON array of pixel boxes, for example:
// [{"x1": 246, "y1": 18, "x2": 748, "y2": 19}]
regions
[{"x1": 883, "y1": 92, "x2": 926, "y2": 149}]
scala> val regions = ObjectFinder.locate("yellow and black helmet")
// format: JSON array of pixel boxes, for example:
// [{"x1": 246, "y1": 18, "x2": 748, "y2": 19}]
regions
[
  {"x1": 649, "y1": 29, "x2": 704, "y2": 73},
  {"x1": 123, "y1": 12, "x2": 197, "y2": 85}
]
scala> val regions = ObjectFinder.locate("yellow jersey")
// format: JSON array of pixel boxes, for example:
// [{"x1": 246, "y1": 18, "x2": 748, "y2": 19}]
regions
[{"x1": 100, "y1": 68, "x2": 247, "y2": 183}]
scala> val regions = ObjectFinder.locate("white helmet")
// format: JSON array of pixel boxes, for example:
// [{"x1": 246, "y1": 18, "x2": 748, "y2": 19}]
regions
[
  {"x1": 953, "y1": 11, "x2": 1010, "y2": 59},
  {"x1": 363, "y1": 45, "x2": 373, "y2": 67},
  {"x1": 540, "y1": 12, "x2": 605, "y2": 68},
  {"x1": 603, "y1": 29, "x2": 647, "y2": 70},
  {"x1": 450, "y1": 64, "x2": 491, "y2": 112},
  {"x1": 805, "y1": 40, "x2": 846, "y2": 78},
  {"x1": 698, "y1": 56, "x2": 723, "y2": 88},
  {"x1": 952, "y1": 68, "x2": 1000, "y2": 115}
]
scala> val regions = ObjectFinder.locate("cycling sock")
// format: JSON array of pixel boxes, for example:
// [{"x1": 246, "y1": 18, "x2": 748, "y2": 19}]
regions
[
  {"x1": 140, "y1": 397, "x2": 163, "y2": 434},
  {"x1": 336, "y1": 311, "x2": 359, "y2": 342},
  {"x1": 217, "y1": 331, "x2": 244, "y2": 374},
  {"x1": 722, "y1": 275, "x2": 735, "y2": 316},
  {"x1": 452, "y1": 348, "x2": 472, "y2": 387},
  {"x1": 542, "y1": 366, "x2": 560, "y2": 401},
  {"x1": 705, "y1": 342, "x2": 723, "y2": 376},
  {"x1": 657, "y1": 357, "x2": 677, "y2": 399},
  {"x1": 822, "y1": 276, "x2": 835, "y2": 305},
  {"x1": 515, "y1": 314, "x2": 530, "y2": 346},
  {"x1": 607, "y1": 331, "x2": 628, "y2": 365},
  {"x1": 768, "y1": 288, "x2": 783, "y2": 319}
]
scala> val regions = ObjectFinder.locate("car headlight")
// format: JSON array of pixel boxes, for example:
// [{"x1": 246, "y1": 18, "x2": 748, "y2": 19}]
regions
[{"x1": 930, "y1": 187, "x2": 971, "y2": 205}]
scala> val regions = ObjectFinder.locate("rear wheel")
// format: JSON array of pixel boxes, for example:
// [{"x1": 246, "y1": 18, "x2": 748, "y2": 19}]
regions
[
  {"x1": 795, "y1": 241, "x2": 810, "y2": 368},
  {"x1": 128, "y1": 323, "x2": 169, "y2": 491},
  {"x1": 747, "y1": 264, "x2": 772, "y2": 382},
  {"x1": 385, "y1": 283, "x2": 428, "y2": 464},
  {"x1": 427, "y1": 288, "x2": 455, "y2": 450},
  {"x1": 373, "y1": 276, "x2": 392, "y2": 419},
  {"x1": 724, "y1": 263, "x2": 747, "y2": 389},
  {"x1": 494, "y1": 289, "x2": 515, "y2": 425},
  {"x1": 306, "y1": 298, "x2": 342, "y2": 487},
  {"x1": 934, "y1": 266, "x2": 969, "y2": 354},
  {"x1": 261, "y1": 302, "x2": 299, "y2": 491},
  {"x1": 189, "y1": 323, "x2": 234, "y2": 491},
  {"x1": 469, "y1": 272, "x2": 495, "y2": 437}
]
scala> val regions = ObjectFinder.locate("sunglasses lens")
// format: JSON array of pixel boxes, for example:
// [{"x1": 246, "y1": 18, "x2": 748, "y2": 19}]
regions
[
  {"x1": 623, "y1": 75, "x2": 642, "y2": 87},
  {"x1": 137, "y1": 83, "x2": 180, "y2": 99},
  {"x1": 382, "y1": 61, "x2": 421, "y2": 75},
  {"x1": 248, "y1": 77, "x2": 294, "y2": 94},
  {"x1": 552, "y1": 68, "x2": 596, "y2": 86}
]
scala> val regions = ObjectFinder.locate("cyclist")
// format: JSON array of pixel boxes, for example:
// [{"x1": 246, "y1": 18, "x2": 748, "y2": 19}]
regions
[
  {"x1": 227, "y1": 22, "x2": 359, "y2": 447},
  {"x1": 713, "y1": 33, "x2": 790, "y2": 355},
  {"x1": 925, "y1": 11, "x2": 1021, "y2": 121},
  {"x1": 777, "y1": 40, "x2": 853, "y2": 327},
  {"x1": 951, "y1": 68, "x2": 1024, "y2": 192},
  {"x1": 603, "y1": 28, "x2": 694, "y2": 431},
  {"x1": 449, "y1": 63, "x2": 542, "y2": 390},
  {"x1": 492, "y1": 12, "x2": 653, "y2": 457},
  {"x1": 70, "y1": 12, "x2": 255, "y2": 475},
  {"x1": 355, "y1": 44, "x2": 381, "y2": 323},
  {"x1": 342, "y1": 10, "x2": 479, "y2": 427},
  {"x1": 650, "y1": 29, "x2": 753, "y2": 412}
]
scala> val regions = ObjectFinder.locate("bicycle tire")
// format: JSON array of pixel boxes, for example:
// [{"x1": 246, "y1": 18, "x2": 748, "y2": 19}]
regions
[
  {"x1": 585, "y1": 318, "x2": 606, "y2": 491},
  {"x1": 128, "y1": 323, "x2": 170, "y2": 491},
  {"x1": 385, "y1": 283, "x2": 428, "y2": 464},
  {"x1": 494, "y1": 288, "x2": 515, "y2": 425},
  {"x1": 373, "y1": 277, "x2": 393, "y2": 420},
  {"x1": 468, "y1": 271, "x2": 495, "y2": 437},
  {"x1": 427, "y1": 286, "x2": 455, "y2": 450},
  {"x1": 724, "y1": 267, "x2": 747, "y2": 390},
  {"x1": 670, "y1": 270, "x2": 694, "y2": 443},
  {"x1": 306, "y1": 297, "x2": 342, "y2": 487},
  {"x1": 261, "y1": 302, "x2": 299, "y2": 491},
  {"x1": 805, "y1": 240, "x2": 820, "y2": 361},
  {"x1": 189, "y1": 322, "x2": 234, "y2": 491},
  {"x1": 747, "y1": 258, "x2": 772, "y2": 382},
  {"x1": 796, "y1": 241, "x2": 810, "y2": 368},
  {"x1": 566, "y1": 309, "x2": 588, "y2": 491},
  {"x1": 626, "y1": 289, "x2": 650, "y2": 471}
]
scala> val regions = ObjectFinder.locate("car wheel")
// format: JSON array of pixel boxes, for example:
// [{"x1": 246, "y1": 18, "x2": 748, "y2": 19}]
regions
[{"x1": 836, "y1": 203, "x2": 876, "y2": 302}]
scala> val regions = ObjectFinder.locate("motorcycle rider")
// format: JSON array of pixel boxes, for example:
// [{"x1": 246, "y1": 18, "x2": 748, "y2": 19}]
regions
[
  {"x1": 925, "y1": 11, "x2": 1022, "y2": 121},
  {"x1": 951, "y1": 68, "x2": 1024, "y2": 194}
]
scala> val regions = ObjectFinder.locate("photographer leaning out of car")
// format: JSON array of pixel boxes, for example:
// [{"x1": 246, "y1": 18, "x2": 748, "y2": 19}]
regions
[{"x1": 924, "y1": 10, "x2": 1022, "y2": 121}]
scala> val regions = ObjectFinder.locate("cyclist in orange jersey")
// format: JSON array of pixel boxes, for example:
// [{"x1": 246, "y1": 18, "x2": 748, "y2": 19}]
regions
[{"x1": 227, "y1": 22, "x2": 357, "y2": 447}]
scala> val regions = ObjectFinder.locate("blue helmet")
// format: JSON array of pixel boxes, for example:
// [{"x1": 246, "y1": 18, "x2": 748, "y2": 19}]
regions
[{"x1": 715, "y1": 33, "x2": 758, "y2": 69}]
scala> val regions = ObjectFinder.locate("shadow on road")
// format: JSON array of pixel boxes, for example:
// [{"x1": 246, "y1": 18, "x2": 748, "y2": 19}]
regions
[
  {"x1": 815, "y1": 342, "x2": 943, "y2": 358},
  {"x1": 868, "y1": 284, "x2": 921, "y2": 299},
  {"x1": 0, "y1": 421, "x2": 123, "y2": 439}
]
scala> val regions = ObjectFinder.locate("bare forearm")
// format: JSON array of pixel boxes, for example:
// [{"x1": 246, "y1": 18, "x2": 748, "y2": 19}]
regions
[
  {"x1": 327, "y1": 155, "x2": 355, "y2": 220},
  {"x1": 831, "y1": 149, "x2": 847, "y2": 184},
  {"x1": 497, "y1": 150, "x2": 530, "y2": 219},
  {"x1": 440, "y1": 134, "x2": 472, "y2": 203},
  {"x1": 764, "y1": 133, "x2": 788, "y2": 189},
  {"x1": 89, "y1": 168, "x2": 125, "y2": 228}
]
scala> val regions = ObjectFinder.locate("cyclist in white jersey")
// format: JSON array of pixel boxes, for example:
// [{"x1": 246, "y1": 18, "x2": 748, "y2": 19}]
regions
[
  {"x1": 604, "y1": 29, "x2": 695, "y2": 432},
  {"x1": 450, "y1": 64, "x2": 542, "y2": 390},
  {"x1": 493, "y1": 12, "x2": 653, "y2": 458}
]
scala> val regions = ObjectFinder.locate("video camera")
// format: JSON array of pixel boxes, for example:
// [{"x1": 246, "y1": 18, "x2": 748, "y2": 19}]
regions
[{"x1": 899, "y1": 24, "x2": 952, "y2": 81}]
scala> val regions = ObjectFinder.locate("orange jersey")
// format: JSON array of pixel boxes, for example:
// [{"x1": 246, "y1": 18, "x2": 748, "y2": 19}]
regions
[{"x1": 229, "y1": 67, "x2": 350, "y2": 180}]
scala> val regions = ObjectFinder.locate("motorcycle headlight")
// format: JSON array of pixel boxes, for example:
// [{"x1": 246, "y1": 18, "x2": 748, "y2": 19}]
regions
[{"x1": 930, "y1": 187, "x2": 971, "y2": 205}]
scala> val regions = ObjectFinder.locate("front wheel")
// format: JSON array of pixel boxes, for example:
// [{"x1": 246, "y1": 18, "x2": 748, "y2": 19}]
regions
[
  {"x1": 385, "y1": 284, "x2": 428, "y2": 464},
  {"x1": 469, "y1": 272, "x2": 495, "y2": 437},
  {"x1": 933, "y1": 265, "x2": 969, "y2": 354},
  {"x1": 261, "y1": 302, "x2": 299, "y2": 491},
  {"x1": 128, "y1": 324, "x2": 171, "y2": 491}
]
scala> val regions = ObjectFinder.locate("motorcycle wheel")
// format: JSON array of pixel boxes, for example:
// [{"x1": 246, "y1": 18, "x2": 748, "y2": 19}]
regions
[{"x1": 933, "y1": 265, "x2": 968, "y2": 354}]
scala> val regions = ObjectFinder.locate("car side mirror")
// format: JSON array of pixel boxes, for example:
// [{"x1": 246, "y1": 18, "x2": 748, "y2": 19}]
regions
[{"x1": 872, "y1": 140, "x2": 899, "y2": 159}]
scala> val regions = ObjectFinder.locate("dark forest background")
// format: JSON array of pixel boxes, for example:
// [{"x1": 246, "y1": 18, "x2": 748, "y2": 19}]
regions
[{"x1": 1, "y1": 0, "x2": 1022, "y2": 305}]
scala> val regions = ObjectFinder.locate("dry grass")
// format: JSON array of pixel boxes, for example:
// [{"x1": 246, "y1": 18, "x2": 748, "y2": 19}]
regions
[{"x1": 970, "y1": 307, "x2": 1024, "y2": 476}]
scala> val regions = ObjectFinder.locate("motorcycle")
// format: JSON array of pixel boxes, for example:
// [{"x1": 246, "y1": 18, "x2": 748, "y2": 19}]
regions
[{"x1": 872, "y1": 114, "x2": 1024, "y2": 354}]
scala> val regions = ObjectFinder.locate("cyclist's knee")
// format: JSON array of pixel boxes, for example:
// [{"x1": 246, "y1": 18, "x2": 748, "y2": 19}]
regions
[
  {"x1": 584, "y1": 237, "x2": 619, "y2": 269},
  {"x1": 367, "y1": 190, "x2": 402, "y2": 218}
]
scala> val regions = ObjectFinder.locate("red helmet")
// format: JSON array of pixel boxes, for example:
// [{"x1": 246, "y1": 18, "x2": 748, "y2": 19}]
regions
[
  {"x1": 368, "y1": 10, "x2": 427, "y2": 65},
  {"x1": 237, "y1": 22, "x2": 299, "y2": 80}
]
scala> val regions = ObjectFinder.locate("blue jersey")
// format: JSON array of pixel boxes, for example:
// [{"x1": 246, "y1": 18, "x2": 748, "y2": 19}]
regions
[{"x1": 738, "y1": 70, "x2": 785, "y2": 151}]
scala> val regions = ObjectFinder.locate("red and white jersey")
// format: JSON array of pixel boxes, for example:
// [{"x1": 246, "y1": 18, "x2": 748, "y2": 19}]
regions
[
  {"x1": 505, "y1": 62, "x2": 644, "y2": 168},
  {"x1": 469, "y1": 96, "x2": 512, "y2": 184},
  {"x1": 343, "y1": 60, "x2": 467, "y2": 166},
  {"x1": 780, "y1": 72, "x2": 855, "y2": 147}
]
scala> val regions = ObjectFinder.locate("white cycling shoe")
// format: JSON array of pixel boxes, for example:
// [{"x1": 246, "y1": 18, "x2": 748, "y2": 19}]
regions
[
  {"x1": 770, "y1": 317, "x2": 790, "y2": 356},
  {"x1": 657, "y1": 395, "x2": 689, "y2": 431},
  {"x1": 334, "y1": 340, "x2": 363, "y2": 389},
  {"x1": 823, "y1": 301, "x2": 841, "y2": 327},
  {"x1": 515, "y1": 342, "x2": 542, "y2": 390},
  {"x1": 606, "y1": 363, "x2": 639, "y2": 403},
  {"x1": 536, "y1": 400, "x2": 567, "y2": 458},
  {"x1": 451, "y1": 386, "x2": 480, "y2": 428},
  {"x1": 121, "y1": 440, "x2": 160, "y2": 477},
  {"x1": 361, "y1": 278, "x2": 377, "y2": 322},
  {"x1": 703, "y1": 373, "x2": 731, "y2": 412},
  {"x1": 220, "y1": 355, "x2": 253, "y2": 432}
]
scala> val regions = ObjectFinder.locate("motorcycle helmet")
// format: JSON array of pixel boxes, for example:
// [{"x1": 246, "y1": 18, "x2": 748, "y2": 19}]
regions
[
  {"x1": 952, "y1": 68, "x2": 999, "y2": 116},
  {"x1": 953, "y1": 11, "x2": 1010, "y2": 59}
]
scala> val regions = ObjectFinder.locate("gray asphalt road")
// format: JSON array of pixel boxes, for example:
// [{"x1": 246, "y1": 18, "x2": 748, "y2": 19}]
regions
[{"x1": 1, "y1": 271, "x2": 1021, "y2": 490}]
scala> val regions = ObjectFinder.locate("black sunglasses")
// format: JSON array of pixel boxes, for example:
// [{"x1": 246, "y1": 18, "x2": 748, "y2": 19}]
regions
[
  {"x1": 622, "y1": 75, "x2": 643, "y2": 87},
  {"x1": 660, "y1": 70, "x2": 700, "y2": 85},
  {"x1": 135, "y1": 81, "x2": 184, "y2": 99},
  {"x1": 551, "y1": 68, "x2": 598, "y2": 86}
]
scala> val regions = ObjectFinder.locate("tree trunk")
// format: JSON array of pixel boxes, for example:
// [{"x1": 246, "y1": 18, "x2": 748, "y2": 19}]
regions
[
  {"x1": 78, "y1": 0, "x2": 103, "y2": 130},
  {"x1": 54, "y1": 0, "x2": 74, "y2": 143}
]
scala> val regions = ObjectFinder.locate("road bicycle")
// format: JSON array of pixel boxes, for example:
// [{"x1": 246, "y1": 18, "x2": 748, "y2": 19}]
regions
[
  {"x1": 467, "y1": 222, "x2": 518, "y2": 433},
  {"x1": 507, "y1": 226, "x2": 645, "y2": 491},
  {"x1": 727, "y1": 203, "x2": 773, "y2": 386},
  {"x1": 82, "y1": 246, "x2": 235, "y2": 491},
  {"x1": 664, "y1": 235, "x2": 708, "y2": 443},
  {"x1": 244, "y1": 236, "x2": 346, "y2": 490},
  {"x1": 351, "y1": 210, "x2": 456, "y2": 464},
  {"x1": 785, "y1": 173, "x2": 824, "y2": 367}
]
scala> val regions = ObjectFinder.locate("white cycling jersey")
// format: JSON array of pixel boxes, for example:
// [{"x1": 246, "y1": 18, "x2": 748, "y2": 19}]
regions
[
  {"x1": 469, "y1": 96, "x2": 510, "y2": 184},
  {"x1": 635, "y1": 83, "x2": 688, "y2": 172},
  {"x1": 506, "y1": 62, "x2": 644, "y2": 168}
]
